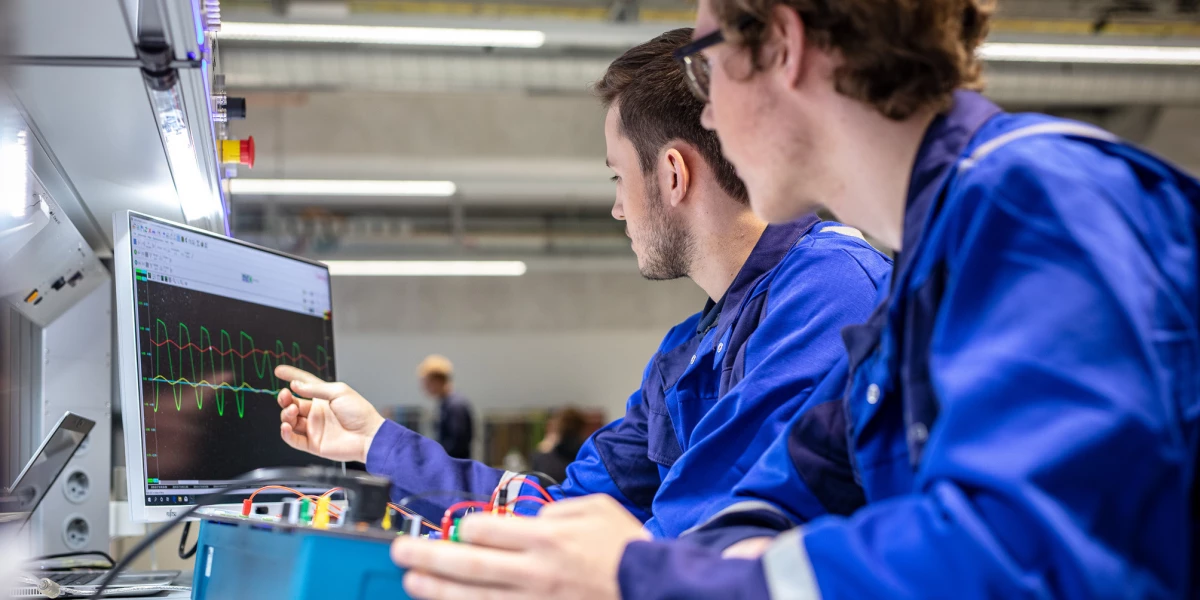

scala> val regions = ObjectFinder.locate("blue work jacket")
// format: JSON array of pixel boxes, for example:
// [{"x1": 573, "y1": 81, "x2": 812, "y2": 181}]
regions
[
  {"x1": 365, "y1": 217, "x2": 890, "y2": 538},
  {"x1": 619, "y1": 92, "x2": 1200, "y2": 599}
]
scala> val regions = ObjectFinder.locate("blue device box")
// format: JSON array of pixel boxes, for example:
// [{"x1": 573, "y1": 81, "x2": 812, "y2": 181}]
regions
[{"x1": 190, "y1": 514, "x2": 412, "y2": 600}]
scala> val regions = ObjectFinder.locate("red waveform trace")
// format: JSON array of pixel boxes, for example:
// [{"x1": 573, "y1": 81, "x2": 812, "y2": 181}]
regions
[{"x1": 148, "y1": 337, "x2": 327, "y2": 371}]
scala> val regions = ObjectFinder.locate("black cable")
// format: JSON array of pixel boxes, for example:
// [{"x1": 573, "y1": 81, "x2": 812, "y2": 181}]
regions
[
  {"x1": 516, "y1": 470, "x2": 561, "y2": 487},
  {"x1": 177, "y1": 521, "x2": 197, "y2": 560},
  {"x1": 91, "y1": 490, "x2": 246, "y2": 598},
  {"x1": 32, "y1": 550, "x2": 116, "y2": 569},
  {"x1": 91, "y1": 466, "x2": 386, "y2": 599}
]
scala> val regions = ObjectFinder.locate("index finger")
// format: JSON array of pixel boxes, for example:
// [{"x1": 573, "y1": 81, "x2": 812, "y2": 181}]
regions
[
  {"x1": 455, "y1": 514, "x2": 553, "y2": 551},
  {"x1": 275, "y1": 365, "x2": 323, "y2": 385}
]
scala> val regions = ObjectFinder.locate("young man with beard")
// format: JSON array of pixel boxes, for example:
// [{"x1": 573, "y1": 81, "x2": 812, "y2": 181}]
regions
[
  {"x1": 272, "y1": 28, "x2": 889, "y2": 543},
  {"x1": 389, "y1": 2, "x2": 1200, "y2": 599}
]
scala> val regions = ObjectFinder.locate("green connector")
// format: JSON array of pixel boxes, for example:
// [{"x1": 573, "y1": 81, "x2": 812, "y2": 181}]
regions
[{"x1": 299, "y1": 498, "x2": 312, "y2": 523}]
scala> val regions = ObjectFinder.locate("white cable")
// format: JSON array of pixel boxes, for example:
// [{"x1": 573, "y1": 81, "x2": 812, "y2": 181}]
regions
[{"x1": 18, "y1": 575, "x2": 190, "y2": 598}]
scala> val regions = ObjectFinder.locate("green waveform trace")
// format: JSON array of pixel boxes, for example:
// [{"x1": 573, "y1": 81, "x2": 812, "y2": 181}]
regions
[{"x1": 149, "y1": 319, "x2": 329, "y2": 418}]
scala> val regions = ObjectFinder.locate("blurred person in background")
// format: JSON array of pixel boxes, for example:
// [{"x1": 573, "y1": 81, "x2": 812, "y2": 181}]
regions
[
  {"x1": 272, "y1": 28, "x2": 889, "y2": 543},
  {"x1": 416, "y1": 355, "x2": 474, "y2": 460},
  {"x1": 531, "y1": 408, "x2": 587, "y2": 485}
]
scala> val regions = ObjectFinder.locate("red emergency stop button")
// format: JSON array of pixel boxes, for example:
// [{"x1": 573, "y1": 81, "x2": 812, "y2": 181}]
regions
[{"x1": 220, "y1": 136, "x2": 255, "y2": 168}]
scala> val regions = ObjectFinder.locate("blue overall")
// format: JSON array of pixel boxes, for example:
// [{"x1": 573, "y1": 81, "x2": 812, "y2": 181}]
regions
[
  {"x1": 619, "y1": 91, "x2": 1200, "y2": 599},
  {"x1": 366, "y1": 217, "x2": 891, "y2": 538}
]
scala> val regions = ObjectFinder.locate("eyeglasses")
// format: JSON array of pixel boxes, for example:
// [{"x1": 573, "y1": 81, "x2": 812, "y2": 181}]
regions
[{"x1": 673, "y1": 15, "x2": 759, "y2": 103}]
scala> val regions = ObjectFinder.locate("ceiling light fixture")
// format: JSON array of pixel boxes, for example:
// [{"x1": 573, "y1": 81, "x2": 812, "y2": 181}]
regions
[
  {"x1": 219, "y1": 22, "x2": 546, "y2": 49},
  {"x1": 322, "y1": 260, "x2": 527, "y2": 277},
  {"x1": 147, "y1": 84, "x2": 226, "y2": 230},
  {"x1": 231, "y1": 179, "x2": 457, "y2": 197},
  {"x1": 979, "y1": 42, "x2": 1200, "y2": 65}
]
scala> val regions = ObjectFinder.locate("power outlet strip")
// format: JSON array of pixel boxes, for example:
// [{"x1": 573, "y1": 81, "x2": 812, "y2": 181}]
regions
[
  {"x1": 63, "y1": 470, "x2": 90, "y2": 504},
  {"x1": 62, "y1": 515, "x2": 90, "y2": 550}
]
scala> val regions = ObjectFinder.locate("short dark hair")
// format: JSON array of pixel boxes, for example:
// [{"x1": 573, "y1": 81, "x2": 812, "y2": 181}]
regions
[
  {"x1": 554, "y1": 407, "x2": 588, "y2": 442},
  {"x1": 714, "y1": 0, "x2": 993, "y2": 120},
  {"x1": 595, "y1": 28, "x2": 749, "y2": 204}
]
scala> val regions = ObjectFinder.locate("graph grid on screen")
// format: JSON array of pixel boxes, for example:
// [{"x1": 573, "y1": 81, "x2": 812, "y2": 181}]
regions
[{"x1": 128, "y1": 215, "x2": 335, "y2": 505}]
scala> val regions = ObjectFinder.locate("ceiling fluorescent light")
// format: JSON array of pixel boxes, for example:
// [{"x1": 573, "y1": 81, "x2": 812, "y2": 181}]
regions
[
  {"x1": 980, "y1": 42, "x2": 1200, "y2": 65},
  {"x1": 231, "y1": 179, "x2": 457, "y2": 197},
  {"x1": 219, "y1": 22, "x2": 545, "y2": 49},
  {"x1": 323, "y1": 260, "x2": 527, "y2": 277}
]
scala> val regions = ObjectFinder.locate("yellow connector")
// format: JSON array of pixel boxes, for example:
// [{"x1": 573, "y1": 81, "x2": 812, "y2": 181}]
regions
[{"x1": 312, "y1": 495, "x2": 331, "y2": 529}]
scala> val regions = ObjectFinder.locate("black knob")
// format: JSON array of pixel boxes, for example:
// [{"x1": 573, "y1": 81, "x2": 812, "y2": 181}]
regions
[{"x1": 226, "y1": 97, "x2": 247, "y2": 120}]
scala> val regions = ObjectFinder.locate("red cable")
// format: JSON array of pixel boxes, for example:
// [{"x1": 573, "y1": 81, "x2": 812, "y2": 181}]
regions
[
  {"x1": 521, "y1": 480, "x2": 554, "y2": 503},
  {"x1": 247, "y1": 485, "x2": 342, "y2": 515},
  {"x1": 441, "y1": 501, "x2": 491, "y2": 536},
  {"x1": 487, "y1": 475, "x2": 555, "y2": 512},
  {"x1": 500, "y1": 476, "x2": 555, "y2": 503},
  {"x1": 249, "y1": 485, "x2": 307, "y2": 502}
]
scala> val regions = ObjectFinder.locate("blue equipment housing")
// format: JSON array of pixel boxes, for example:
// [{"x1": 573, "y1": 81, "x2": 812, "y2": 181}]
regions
[{"x1": 190, "y1": 513, "x2": 411, "y2": 600}]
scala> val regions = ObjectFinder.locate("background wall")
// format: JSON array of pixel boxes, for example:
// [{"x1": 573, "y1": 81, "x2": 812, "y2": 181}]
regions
[{"x1": 331, "y1": 271, "x2": 705, "y2": 423}]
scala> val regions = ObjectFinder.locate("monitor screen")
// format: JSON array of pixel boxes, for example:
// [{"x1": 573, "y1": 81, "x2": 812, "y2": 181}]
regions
[{"x1": 115, "y1": 212, "x2": 336, "y2": 520}]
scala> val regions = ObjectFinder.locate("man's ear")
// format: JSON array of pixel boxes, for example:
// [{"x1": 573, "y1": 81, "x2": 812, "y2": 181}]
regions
[
  {"x1": 664, "y1": 148, "x2": 691, "y2": 208},
  {"x1": 768, "y1": 3, "x2": 808, "y2": 89}
]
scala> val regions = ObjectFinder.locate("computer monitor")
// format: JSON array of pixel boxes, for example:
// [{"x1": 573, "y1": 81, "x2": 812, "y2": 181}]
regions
[{"x1": 114, "y1": 211, "x2": 337, "y2": 522}]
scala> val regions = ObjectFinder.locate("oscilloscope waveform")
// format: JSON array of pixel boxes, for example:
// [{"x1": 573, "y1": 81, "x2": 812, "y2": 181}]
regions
[{"x1": 144, "y1": 319, "x2": 330, "y2": 418}]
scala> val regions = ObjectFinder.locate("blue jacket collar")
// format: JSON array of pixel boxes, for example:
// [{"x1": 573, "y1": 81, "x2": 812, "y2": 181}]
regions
[
  {"x1": 700, "y1": 215, "x2": 821, "y2": 337},
  {"x1": 842, "y1": 91, "x2": 1001, "y2": 371},
  {"x1": 899, "y1": 91, "x2": 1002, "y2": 266}
]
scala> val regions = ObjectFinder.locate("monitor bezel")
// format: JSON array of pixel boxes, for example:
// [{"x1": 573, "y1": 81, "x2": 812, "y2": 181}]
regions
[{"x1": 113, "y1": 210, "x2": 338, "y2": 522}]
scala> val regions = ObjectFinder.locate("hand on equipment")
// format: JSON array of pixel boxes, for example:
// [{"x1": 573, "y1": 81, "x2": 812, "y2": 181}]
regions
[
  {"x1": 275, "y1": 365, "x2": 386, "y2": 463},
  {"x1": 391, "y1": 494, "x2": 651, "y2": 600}
]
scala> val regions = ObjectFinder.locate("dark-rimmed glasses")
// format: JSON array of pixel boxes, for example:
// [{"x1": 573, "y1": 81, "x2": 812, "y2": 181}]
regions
[{"x1": 673, "y1": 15, "x2": 758, "y2": 103}]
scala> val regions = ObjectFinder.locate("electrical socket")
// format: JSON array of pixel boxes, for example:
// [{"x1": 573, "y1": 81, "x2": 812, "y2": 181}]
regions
[
  {"x1": 63, "y1": 470, "x2": 90, "y2": 504},
  {"x1": 63, "y1": 515, "x2": 90, "y2": 550}
]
